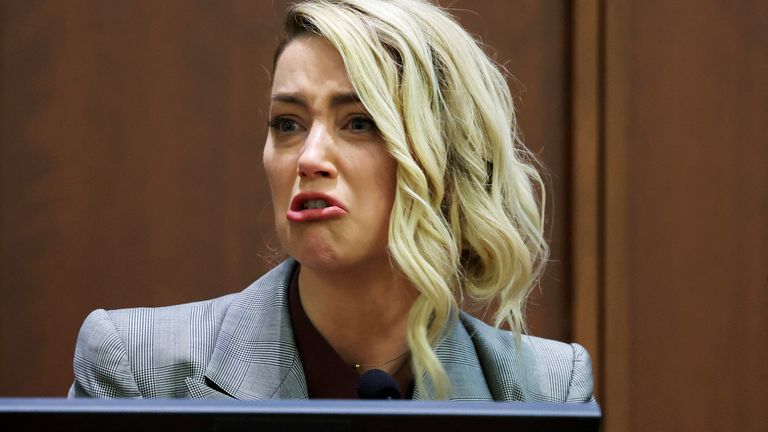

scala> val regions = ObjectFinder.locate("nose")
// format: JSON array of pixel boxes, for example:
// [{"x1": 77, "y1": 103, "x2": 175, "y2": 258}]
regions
[{"x1": 297, "y1": 123, "x2": 337, "y2": 179}]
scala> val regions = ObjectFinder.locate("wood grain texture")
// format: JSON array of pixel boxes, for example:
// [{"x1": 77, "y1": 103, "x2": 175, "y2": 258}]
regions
[
  {"x1": 0, "y1": 0, "x2": 292, "y2": 396},
  {"x1": 603, "y1": 0, "x2": 768, "y2": 430},
  {"x1": 603, "y1": 0, "x2": 632, "y2": 428},
  {"x1": 570, "y1": 0, "x2": 601, "y2": 398},
  {"x1": 627, "y1": 1, "x2": 768, "y2": 430}
]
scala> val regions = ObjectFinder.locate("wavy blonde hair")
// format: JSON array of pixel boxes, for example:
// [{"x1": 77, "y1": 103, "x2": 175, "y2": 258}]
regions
[{"x1": 277, "y1": 0, "x2": 548, "y2": 399}]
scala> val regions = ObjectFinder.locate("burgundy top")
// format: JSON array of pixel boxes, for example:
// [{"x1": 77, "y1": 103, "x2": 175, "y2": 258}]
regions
[{"x1": 288, "y1": 267, "x2": 414, "y2": 399}]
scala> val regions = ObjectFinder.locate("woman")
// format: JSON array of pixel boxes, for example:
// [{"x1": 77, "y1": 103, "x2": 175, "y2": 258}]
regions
[{"x1": 69, "y1": 0, "x2": 594, "y2": 402}]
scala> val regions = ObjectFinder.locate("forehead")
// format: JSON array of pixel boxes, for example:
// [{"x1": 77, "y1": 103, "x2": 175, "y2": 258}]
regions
[{"x1": 271, "y1": 36, "x2": 354, "y2": 95}]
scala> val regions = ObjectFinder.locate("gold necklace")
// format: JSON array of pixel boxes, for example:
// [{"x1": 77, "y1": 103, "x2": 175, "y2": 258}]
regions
[{"x1": 352, "y1": 350, "x2": 411, "y2": 370}]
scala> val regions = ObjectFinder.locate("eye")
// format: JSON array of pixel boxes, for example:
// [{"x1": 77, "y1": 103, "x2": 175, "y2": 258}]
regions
[
  {"x1": 268, "y1": 117, "x2": 303, "y2": 134},
  {"x1": 346, "y1": 116, "x2": 377, "y2": 132}
]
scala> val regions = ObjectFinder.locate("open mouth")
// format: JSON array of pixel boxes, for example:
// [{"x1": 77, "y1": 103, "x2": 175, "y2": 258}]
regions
[
  {"x1": 302, "y1": 199, "x2": 330, "y2": 210},
  {"x1": 288, "y1": 193, "x2": 347, "y2": 222}
]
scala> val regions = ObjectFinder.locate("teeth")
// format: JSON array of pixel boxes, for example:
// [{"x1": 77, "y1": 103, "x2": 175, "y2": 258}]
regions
[{"x1": 302, "y1": 199, "x2": 329, "y2": 210}]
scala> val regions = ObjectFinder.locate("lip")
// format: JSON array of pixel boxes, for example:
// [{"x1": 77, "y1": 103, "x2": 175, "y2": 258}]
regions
[{"x1": 287, "y1": 192, "x2": 348, "y2": 222}]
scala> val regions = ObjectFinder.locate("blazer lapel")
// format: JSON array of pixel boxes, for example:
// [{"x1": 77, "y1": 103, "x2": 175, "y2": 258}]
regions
[
  {"x1": 196, "y1": 259, "x2": 308, "y2": 400},
  {"x1": 412, "y1": 315, "x2": 493, "y2": 401}
]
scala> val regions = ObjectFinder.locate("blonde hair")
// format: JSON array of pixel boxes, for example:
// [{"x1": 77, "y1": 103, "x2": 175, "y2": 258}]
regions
[{"x1": 278, "y1": 0, "x2": 548, "y2": 399}]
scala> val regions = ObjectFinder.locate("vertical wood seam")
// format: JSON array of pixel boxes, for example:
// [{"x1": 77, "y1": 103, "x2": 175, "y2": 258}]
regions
[
  {"x1": 570, "y1": 0, "x2": 601, "y2": 397},
  {"x1": 603, "y1": 0, "x2": 632, "y2": 430}
]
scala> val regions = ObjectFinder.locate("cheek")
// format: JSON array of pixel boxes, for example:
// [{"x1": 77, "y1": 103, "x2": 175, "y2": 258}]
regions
[
  {"x1": 264, "y1": 146, "x2": 290, "y2": 198},
  {"x1": 264, "y1": 156, "x2": 292, "y2": 251},
  {"x1": 262, "y1": 143, "x2": 276, "y2": 191}
]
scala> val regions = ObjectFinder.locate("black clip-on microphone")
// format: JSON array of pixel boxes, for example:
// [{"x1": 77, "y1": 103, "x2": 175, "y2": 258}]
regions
[{"x1": 356, "y1": 369, "x2": 402, "y2": 400}]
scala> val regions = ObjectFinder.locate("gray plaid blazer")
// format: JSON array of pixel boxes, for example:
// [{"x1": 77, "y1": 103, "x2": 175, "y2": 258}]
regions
[{"x1": 68, "y1": 259, "x2": 595, "y2": 402}]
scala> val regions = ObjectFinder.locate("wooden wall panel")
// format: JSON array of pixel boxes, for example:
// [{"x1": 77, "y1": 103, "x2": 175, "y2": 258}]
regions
[
  {"x1": 0, "y1": 0, "x2": 292, "y2": 396},
  {"x1": 1, "y1": 1, "x2": 573, "y2": 396},
  {"x1": 603, "y1": 0, "x2": 768, "y2": 430}
]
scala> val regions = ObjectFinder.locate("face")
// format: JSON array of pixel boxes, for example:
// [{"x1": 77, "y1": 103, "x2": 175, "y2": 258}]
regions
[{"x1": 263, "y1": 36, "x2": 397, "y2": 272}]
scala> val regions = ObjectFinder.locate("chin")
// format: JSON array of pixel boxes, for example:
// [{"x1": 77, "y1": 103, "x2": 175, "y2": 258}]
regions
[
  {"x1": 296, "y1": 251, "x2": 394, "y2": 277},
  {"x1": 285, "y1": 236, "x2": 345, "y2": 271},
  {"x1": 290, "y1": 244, "x2": 388, "y2": 275},
  {"x1": 279, "y1": 226, "x2": 390, "y2": 273}
]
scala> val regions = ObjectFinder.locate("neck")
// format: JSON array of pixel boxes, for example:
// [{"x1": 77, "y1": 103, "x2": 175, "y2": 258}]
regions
[{"x1": 297, "y1": 257, "x2": 417, "y2": 374}]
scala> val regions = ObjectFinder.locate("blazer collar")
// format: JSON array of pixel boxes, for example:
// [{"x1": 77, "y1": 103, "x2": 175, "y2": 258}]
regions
[
  {"x1": 197, "y1": 259, "x2": 308, "y2": 400},
  {"x1": 411, "y1": 314, "x2": 493, "y2": 401},
  {"x1": 189, "y1": 259, "x2": 493, "y2": 401}
]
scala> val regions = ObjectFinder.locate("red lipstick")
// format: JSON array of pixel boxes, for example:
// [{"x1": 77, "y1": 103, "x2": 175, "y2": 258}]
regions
[{"x1": 287, "y1": 192, "x2": 348, "y2": 222}]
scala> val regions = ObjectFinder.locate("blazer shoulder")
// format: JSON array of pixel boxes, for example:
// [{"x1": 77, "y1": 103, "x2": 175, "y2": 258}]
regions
[
  {"x1": 70, "y1": 308, "x2": 141, "y2": 398},
  {"x1": 459, "y1": 313, "x2": 595, "y2": 403},
  {"x1": 71, "y1": 293, "x2": 238, "y2": 398},
  {"x1": 69, "y1": 259, "x2": 298, "y2": 398},
  {"x1": 105, "y1": 292, "x2": 238, "y2": 330}
]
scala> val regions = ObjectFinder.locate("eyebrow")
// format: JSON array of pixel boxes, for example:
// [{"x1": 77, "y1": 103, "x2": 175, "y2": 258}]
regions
[{"x1": 270, "y1": 92, "x2": 362, "y2": 109}]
